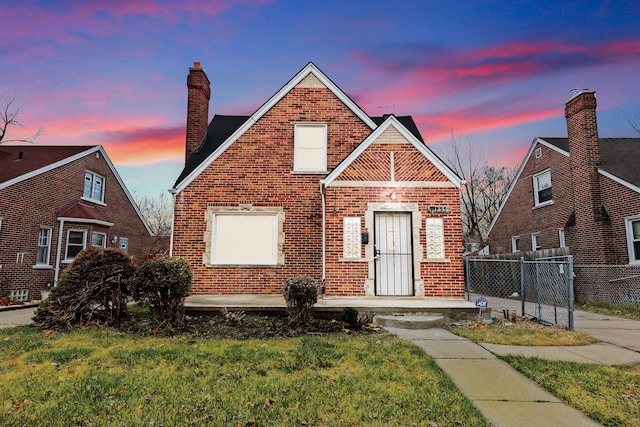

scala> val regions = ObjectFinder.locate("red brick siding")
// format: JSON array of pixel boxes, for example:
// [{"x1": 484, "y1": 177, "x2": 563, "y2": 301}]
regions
[
  {"x1": 173, "y1": 86, "x2": 372, "y2": 294},
  {"x1": 489, "y1": 143, "x2": 574, "y2": 254},
  {"x1": 600, "y1": 176, "x2": 640, "y2": 264},
  {"x1": 0, "y1": 152, "x2": 152, "y2": 299}
]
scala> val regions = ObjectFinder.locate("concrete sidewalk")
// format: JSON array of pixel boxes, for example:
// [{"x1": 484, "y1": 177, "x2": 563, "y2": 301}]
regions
[
  {"x1": 0, "y1": 306, "x2": 38, "y2": 328},
  {"x1": 386, "y1": 327, "x2": 602, "y2": 427}
]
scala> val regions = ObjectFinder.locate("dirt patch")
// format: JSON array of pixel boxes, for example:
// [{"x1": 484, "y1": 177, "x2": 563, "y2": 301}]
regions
[{"x1": 119, "y1": 311, "x2": 377, "y2": 339}]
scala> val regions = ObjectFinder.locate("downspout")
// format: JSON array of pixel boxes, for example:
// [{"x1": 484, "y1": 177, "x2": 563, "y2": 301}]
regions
[
  {"x1": 320, "y1": 181, "x2": 326, "y2": 291},
  {"x1": 54, "y1": 218, "x2": 65, "y2": 286},
  {"x1": 168, "y1": 188, "x2": 177, "y2": 257}
]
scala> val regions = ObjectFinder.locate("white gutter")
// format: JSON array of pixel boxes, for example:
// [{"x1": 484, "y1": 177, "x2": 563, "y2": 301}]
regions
[{"x1": 54, "y1": 218, "x2": 65, "y2": 286}]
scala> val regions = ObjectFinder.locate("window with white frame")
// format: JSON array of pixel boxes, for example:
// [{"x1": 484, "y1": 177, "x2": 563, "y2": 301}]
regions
[
  {"x1": 294, "y1": 124, "x2": 327, "y2": 172},
  {"x1": 65, "y1": 230, "x2": 86, "y2": 261},
  {"x1": 83, "y1": 171, "x2": 105, "y2": 203},
  {"x1": 119, "y1": 237, "x2": 129, "y2": 253},
  {"x1": 92, "y1": 232, "x2": 107, "y2": 248},
  {"x1": 535, "y1": 147, "x2": 542, "y2": 158},
  {"x1": 558, "y1": 228, "x2": 566, "y2": 248},
  {"x1": 531, "y1": 232, "x2": 541, "y2": 251},
  {"x1": 425, "y1": 217, "x2": 445, "y2": 259},
  {"x1": 36, "y1": 227, "x2": 52, "y2": 265},
  {"x1": 533, "y1": 170, "x2": 552, "y2": 206},
  {"x1": 625, "y1": 217, "x2": 640, "y2": 265},
  {"x1": 343, "y1": 217, "x2": 361, "y2": 259},
  {"x1": 211, "y1": 213, "x2": 279, "y2": 265},
  {"x1": 511, "y1": 236, "x2": 520, "y2": 253}
]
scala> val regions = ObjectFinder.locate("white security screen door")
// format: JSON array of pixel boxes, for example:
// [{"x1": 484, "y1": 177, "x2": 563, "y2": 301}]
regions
[{"x1": 374, "y1": 213, "x2": 413, "y2": 296}]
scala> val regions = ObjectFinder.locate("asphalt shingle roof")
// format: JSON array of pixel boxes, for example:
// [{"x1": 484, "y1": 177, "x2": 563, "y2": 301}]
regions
[
  {"x1": 0, "y1": 145, "x2": 94, "y2": 184},
  {"x1": 541, "y1": 137, "x2": 640, "y2": 188}
]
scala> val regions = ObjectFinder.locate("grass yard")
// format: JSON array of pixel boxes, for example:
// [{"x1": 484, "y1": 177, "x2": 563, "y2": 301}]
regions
[
  {"x1": 503, "y1": 356, "x2": 640, "y2": 427},
  {"x1": 0, "y1": 324, "x2": 490, "y2": 427},
  {"x1": 576, "y1": 301, "x2": 640, "y2": 321}
]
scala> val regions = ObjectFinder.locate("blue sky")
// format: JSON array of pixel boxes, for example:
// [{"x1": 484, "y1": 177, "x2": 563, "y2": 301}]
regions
[{"x1": 1, "y1": 0, "x2": 639, "y2": 197}]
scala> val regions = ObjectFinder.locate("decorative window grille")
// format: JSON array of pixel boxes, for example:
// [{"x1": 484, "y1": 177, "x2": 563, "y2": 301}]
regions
[
  {"x1": 343, "y1": 217, "x2": 361, "y2": 259},
  {"x1": 425, "y1": 217, "x2": 445, "y2": 259}
]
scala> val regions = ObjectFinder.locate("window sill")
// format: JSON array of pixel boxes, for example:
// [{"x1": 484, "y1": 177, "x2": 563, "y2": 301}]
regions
[
  {"x1": 81, "y1": 197, "x2": 106, "y2": 206},
  {"x1": 290, "y1": 170, "x2": 328, "y2": 175},
  {"x1": 425, "y1": 258, "x2": 450, "y2": 263},
  {"x1": 533, "y1": 200, "x2": 553, "y2": 210},
  {"x1": 33, "y1": 264, "x2": 53, "y2": 270},
  {"x1": 339, "y1": 257, "x2": 366, "y2": 262}
]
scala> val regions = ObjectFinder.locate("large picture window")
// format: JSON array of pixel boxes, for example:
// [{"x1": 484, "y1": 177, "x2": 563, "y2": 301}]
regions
[
  {"x1": 212, "y1": 213, "x2": 279, "y2": 265},
  {"x1": 294, "y1": 124, "x2": 327, "y2": 172},
  {"x1": 533, "y1": 170, "x2": 552, "y2": 206}
]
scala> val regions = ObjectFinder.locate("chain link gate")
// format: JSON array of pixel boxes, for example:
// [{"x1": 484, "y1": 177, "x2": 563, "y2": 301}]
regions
[{"x1": 465, "y1": 256, "x2": 574, "y2": 329}]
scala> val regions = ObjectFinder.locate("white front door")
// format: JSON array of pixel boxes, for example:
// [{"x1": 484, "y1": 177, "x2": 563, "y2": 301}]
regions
[{"x1": 374, "y1": 212, "x2": 414, "y2": 296}]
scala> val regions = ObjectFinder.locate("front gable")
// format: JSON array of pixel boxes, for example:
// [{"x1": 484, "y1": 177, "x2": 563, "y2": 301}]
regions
[
  {"x1": 174, "y1": 62, "x2": 377, "y2": 193},
  {"x1": 323, "y1": 116, "x2": 462, "y2": 188}
]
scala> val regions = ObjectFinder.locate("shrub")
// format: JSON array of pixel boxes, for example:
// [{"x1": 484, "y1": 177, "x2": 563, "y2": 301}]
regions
[
  {"x1": 131, "y1": 257, "x2": 192, "y2": 326},
  {"x1": 33, "y1": 247, "x2": 135, "y2": 330},
  {"x1": 341, "y1": 307, "x2": 376, "y2": 330},
  {"x1": 283, "y1": 276, "x2": 318, "y2": 327}
]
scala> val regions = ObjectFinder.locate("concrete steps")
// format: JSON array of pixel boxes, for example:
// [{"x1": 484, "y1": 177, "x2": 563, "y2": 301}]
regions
[{"x1": 374, "y1": 314, "x2": 445, "y2": 329}]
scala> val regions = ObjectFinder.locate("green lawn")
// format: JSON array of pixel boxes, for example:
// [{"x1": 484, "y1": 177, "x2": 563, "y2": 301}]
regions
[{"x1": 1, "y1": 325, "x2": 490, "y2": 426}]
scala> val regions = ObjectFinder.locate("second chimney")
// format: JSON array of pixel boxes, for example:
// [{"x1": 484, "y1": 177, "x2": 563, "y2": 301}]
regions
[{"x1": 186, "y1": 62, "x2": 211, "y2": 163}]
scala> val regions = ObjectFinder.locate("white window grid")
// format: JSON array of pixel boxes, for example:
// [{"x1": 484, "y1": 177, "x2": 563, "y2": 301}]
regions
[
  {"x1": 36, "y1": 227, "x2": 52, "y2": 265},
  {"x1": 426, "y1": 217, "x2": 445, "y2": 259}
]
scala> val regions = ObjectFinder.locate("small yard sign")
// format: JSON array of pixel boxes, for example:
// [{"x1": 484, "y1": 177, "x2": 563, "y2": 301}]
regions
[{"x1": 475, "y1": 297, "x2": 488, "y2": 310}]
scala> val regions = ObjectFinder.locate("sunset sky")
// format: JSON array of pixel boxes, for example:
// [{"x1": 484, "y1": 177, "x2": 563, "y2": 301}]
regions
[{"x1": 2, "y1": 0, "x2": 640, "y2": 197}]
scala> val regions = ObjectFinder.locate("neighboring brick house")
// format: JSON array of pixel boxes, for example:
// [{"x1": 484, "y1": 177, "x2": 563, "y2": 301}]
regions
[
  {"x1": 488, "y1": 89, "x2": 640, "y2": 266},
  {"x1": 171, "y1": 62, "x2": 465, "y2": 298},
  {"x1": 0, "y1": 145, "x2": 153, "y2": 301}
]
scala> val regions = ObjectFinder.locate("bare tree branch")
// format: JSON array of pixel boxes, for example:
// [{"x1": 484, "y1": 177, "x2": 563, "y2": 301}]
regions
[
  {"x1": 445, "y1": 130, "x2": 516, "y2": 254},
  {"x1": 134, "y1": 191, "x2": 173, "y2": 237},
  {"x1": 0, "y1": 92, "x2": 42, "y2": 144}
]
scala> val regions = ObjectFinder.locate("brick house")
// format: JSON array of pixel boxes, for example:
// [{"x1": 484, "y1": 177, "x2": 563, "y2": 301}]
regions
[
  {"x1": 0, "y1": 145, "x2": 153, "y2": 301},
  {"x1": 171, "y1": 62, "x2": 465, "y2": 298},
  {"x1": 488, "y1": 89, "x2": 640, "y2": 266}
]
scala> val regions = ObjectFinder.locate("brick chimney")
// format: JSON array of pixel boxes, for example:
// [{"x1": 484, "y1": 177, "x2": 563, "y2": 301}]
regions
[
  {"x1": 186, "y1": 62, "x2": 210, "y2": 163},
  {"x1": 565, "y1": 89, "x2": 614, "y2": 263}
]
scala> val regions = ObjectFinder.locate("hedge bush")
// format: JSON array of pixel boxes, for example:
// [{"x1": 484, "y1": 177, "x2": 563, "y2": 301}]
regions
[
  {"x1": 33, "y1": 247, "x2": 135, "y2": 330},
  {"x1": 283, "y1": 276, "x2": 318, "y2": 327},
  {"x1": 131, "y1": 257, "x2": 192, "y2": 326}
]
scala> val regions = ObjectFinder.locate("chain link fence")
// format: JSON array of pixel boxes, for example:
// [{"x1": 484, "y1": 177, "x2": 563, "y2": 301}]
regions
[
  {"x1": 574, "y1": 265, "x2": 640, "y2": 304},
  {"x1": 466, "y1": 257, "x2": 574, "y2": 329}
]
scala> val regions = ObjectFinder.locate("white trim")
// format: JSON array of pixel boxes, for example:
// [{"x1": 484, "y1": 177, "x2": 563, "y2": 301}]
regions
[
  {"x1": 624, "y1": 215, "x2": 640, "y2": 266},
  {"x1": 598, "y1": 168, "x2": 640, "y2": 195},
  {"x1": 531, "y1": 232, "x2": 541, "y2": 251},
  {"x1": 558, "y1": 227, "x2": 566, "y2": 248},
  {"x1": 91, "y1": 232, "x2": 107, "y2": 248},
  {"x1": 64, "y1": 229, "x2": 87, "y2": 262},
  {"x1": 533, "y1": 169, "x2": 552, "y2": 206},
  {"x1": 174, "y1": 62, "x2": 377, "y2": 193},
  {"x1": 294, "y1": 123, "x2": 327, "y2": 172},
  {"x1": 0, "y1": 146, "x2": 101, "y2": 190},
  {"x1": 210, "y1": 212, "x2": 280, "y2": 265},
  {"x1": 511, "y1": 235, "x2": 520, "y2": 253},
  {"x1": 83, "y1": 170, "x2": 106, "y2": 203},
  {"x1": 57, "y1": 216, "x2": 114, "y2": 227},
  {"x1": 322, "y1": 116, "x2": 462, "y2": 188},
  {"x1": 35, "y1": 227, "x2": 53, "y2": 266}
]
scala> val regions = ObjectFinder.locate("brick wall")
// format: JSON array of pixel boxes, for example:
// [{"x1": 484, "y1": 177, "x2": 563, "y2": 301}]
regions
[
  {"x1": 173, "y1": 85, "x2": 372, "y2": 294},
  {"x1": 186, "y1": 63, "x2": 210, "y2": 163},
  {"x1": 489, "y1": 141, "x2": 574, "y2": 254},
  {"x1": 0, "y1": 151, "x2": 152, "y2": 299},
  {"x1": 173, "y1": 78, "x2": 466, "y2": 297}
]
